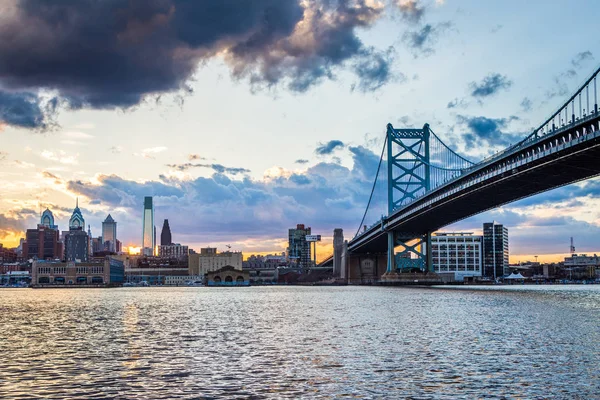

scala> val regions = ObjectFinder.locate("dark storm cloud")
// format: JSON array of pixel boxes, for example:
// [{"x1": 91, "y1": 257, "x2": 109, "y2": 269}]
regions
[
  {"x1": 520, "y1": 97, "x2": 532, "y2": 112},
  {"x1": 62, "y1": 143, "x2": 389, "y2": 244},
  {"x1": 289, "y1": 174, "x2": 311, "y2": 185},
  {"x1": 469, "y1": 73, "x2": 512, "y2": 98},
  {"x1": 547, "y1": 51, "x2": 594, "y2": 99},
  {"x1": 351, "y1": 47, "x2": 397, "y2": 92},
  {"x1": 0, "y1": 91, "x2": 57, "y2": 130},
  {"x1": 456, "y1": 115, "x2": 522, "y2": 148},
  {"x1": 402, "y1": 22, "x2": 451, "y2": 58},
  {"x1": 0, "y1": 0, "x2": 393, "y2": 130},
  {"x1": 315, "y1": 140, "x2": 345, "y2": 155},
  {"x1": 395, "y1": 0, "x2": 425, "y2": 24},
  {"x1": 0, "y1": 213, "x2": 27, "y2": 238},
  {"x1": 571, "y1": 51, "x2": 593, "y2": 68},
  {"x1": 166, "y1": 163, "x2": 250, "y2": 175},
  {"x1": 66, "y1": 174, "x2": 184, "y2": 207},
  {"x1": 447, "y1": 97, "x2": 469, "y2": 109}
]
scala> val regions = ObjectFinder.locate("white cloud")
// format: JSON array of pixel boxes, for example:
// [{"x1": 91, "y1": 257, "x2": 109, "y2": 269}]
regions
[
  {"x1": 14, "y1": 160, "x2": 35, "y2": 169},
  {"x1": 41, "y1": 150, "x2": 78, "y2": 165},
  {"x1": 62, "y1": 131, "x2": 94, "y2": 139},
  {"x1": 135, "y1": 146, "x2": 168, "y2": 159}
]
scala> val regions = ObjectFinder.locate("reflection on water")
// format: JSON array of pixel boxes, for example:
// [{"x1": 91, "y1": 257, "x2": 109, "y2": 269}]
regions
[{"x1": 0, "y1": 285, "x2": 599, "y2": 398}]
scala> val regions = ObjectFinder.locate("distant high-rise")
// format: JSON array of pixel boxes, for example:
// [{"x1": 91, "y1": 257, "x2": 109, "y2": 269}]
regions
[
  {"x1": 288, "y1": 224, "x2": 311, "y2": 269},
  {"x1": 102, "y1": 214, "x2": 117, "y2": 252},
  {"x1": 160, "y1": 219, "x2": 172, "y2": 246},
  {"x1": 65, "y1": 230, "x2": 89, "y2": 262},
  {"x1": 142, "y1": 197, "x2": 154, "y2": 256},
  {"x1": 68, "y1": 198, "x2": 85, "y2": 230},
  {"x1": 25, "y1": 209, "x2": 61, "y2": 260},
  {"x1": 483, "y1": 222, "x2": 509, "y2": 279},
  {"x1": 40, "y1": 208, "x2": 58, "y2": 229},
  {"x1": 65, "y1": 199, "x2": 89, "y2": 261}
]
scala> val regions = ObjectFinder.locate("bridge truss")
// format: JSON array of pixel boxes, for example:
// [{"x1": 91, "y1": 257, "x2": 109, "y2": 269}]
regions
[{"x1": 355, "y1": 65, "x2": 600, "y2": 274}]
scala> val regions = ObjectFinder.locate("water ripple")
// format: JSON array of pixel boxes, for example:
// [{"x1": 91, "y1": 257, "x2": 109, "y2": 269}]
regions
[{"x1": 0, "y1": 285, "x2": 599, "y2": 398}]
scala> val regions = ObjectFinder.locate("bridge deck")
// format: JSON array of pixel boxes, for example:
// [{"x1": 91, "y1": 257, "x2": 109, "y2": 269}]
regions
[{"x1": 351, "y1": 117, "x2": 600, "y2": 253}]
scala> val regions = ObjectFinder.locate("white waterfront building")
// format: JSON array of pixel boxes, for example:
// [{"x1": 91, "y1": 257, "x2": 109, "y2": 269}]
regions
[{"x1": 432, "y1": 232, "x2": 482, "y2": 282}]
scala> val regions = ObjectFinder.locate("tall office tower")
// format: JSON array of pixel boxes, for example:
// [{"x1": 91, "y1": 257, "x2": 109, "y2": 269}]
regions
[
  {"x1": 65, "y1": 199, "x2": 89, "y2": 261},
  {"x1": 68, "y1": 198, "x2": 85, "y2": 230},
  {"x1": 24, "y1": 224, "x2": 61, "y2": 260},
  {"x1": 483, "y1": 222, "x2": 509, "y2": 279},
  {"x1": 142, "y1": 196, "x2": 154, "y2": 256},
  {"x1": 64, "y1": 230, "x2": 89, "y2": 261},
  {"x1": 24, "y1": 208, "x2": 62, "y2": 260},
  {"x1": 160, "y1": 219, "x2": 172, "y2": 246},
  {"x1": 40, "y1": 208, "x2": 58, "y2": 229},
  {"x1": 102, "y1": 214, "x2": 117, "y2": 252},
  {"x1": 288, "y1": 224, "x2": 311, "y2": 269}
]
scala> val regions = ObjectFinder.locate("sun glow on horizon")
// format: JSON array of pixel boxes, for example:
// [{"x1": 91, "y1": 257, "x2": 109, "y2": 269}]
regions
[{"x1": 127, "y1": 246, "x2": 141, "y2": 255}]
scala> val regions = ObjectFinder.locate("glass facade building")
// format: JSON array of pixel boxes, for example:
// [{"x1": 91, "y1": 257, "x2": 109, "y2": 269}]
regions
[
  {"x1": 142, "y1": 196, "x2": 155, "y2": 256},
  {"x1": 483, "y1": 222, "x2": 509, "y2": 279},
  {"x1": 102, "y1": 214, "x2": 117, "y2": 252}
]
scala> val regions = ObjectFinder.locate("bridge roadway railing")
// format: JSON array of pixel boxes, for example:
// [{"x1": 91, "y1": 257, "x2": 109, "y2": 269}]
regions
[{"x1": 352, "y1": 112, "x2": 600, "y2": 244}]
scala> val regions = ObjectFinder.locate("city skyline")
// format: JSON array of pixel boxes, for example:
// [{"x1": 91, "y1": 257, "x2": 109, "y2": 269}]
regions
[{"x1": 1, "y1": 0, "x2": 600, "y2": 263}]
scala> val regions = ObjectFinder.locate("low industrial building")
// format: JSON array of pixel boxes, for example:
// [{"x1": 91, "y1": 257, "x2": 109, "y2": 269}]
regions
[
  {"x1": 563, "y1": 254, "x2": 599, "y2": 279},
  {"x1": 207, "y1": 266, "x2": 249, "y2": 286},
  {"x1": 0, "y1": 271, "x2": 30, "y2": 286},
  {"x1": 189, "y1": 248, "x2": 243, "y2": 275},
  {"x1": 158, "y1": 244, "x2": 189, "y2": 259},
  {"x1": 125, "y1": 267, "x2": 189, "y2": 285},
  {"x1": 247, "y1": 268, "x2": 278, "y2": 284},
  {"x1": 31, "y1": 257, "x2": 124, "y2": 287}
]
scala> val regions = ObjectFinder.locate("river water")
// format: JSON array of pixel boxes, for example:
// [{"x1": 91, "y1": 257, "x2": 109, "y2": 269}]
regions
[{"x1": 0, "y1": 285, "x2": 598, "y2": 399}]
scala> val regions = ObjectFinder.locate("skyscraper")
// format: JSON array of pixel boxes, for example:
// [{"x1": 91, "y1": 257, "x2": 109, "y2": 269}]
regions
[
  {"x1": 483, "y1": 222, "x2": 509, "y2": 279},
  {"x1": 160, "y1": 219, "x2": 172, "y2": 246},
  {"x1": 40, "y1": 208, "x2": 58, "y2": 229},
  {"x1": 142, "y1": 196, "x2": 154, "y2": 256},
  {"x1": 65, "y1": 199, "x2": 89, "y2": 261},
  {"x1": 102, "y1": 214, "x2": 117, "y2": 252},
  {"x1": 24, "y1": 209, "x2": 61, "y2": 260},
  {"x1": 68, "y1": 198, "x2": 85, "y2": 230},
  {"x1": 288, "y1": 224, "x2": 311, "y2": 269}
]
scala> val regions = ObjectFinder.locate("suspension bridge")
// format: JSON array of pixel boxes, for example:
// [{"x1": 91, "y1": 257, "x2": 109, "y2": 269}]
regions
[{"x1": 323, "y1": 66, "x2": 600, "y2": 283}]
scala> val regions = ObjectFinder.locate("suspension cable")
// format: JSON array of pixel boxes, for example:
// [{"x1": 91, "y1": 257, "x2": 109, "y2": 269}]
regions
[
  {"x1": 429, "y1": 128, "x2": 475, "y2": 165},
  {"x1": 354, "y1": 137, "x2": 387, "y2": 238}
]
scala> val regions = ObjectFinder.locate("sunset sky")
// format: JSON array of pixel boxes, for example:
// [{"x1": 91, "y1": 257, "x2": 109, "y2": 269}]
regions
[{"x1": 1, "y1": 0, "x2": 599, "y2": 263}]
